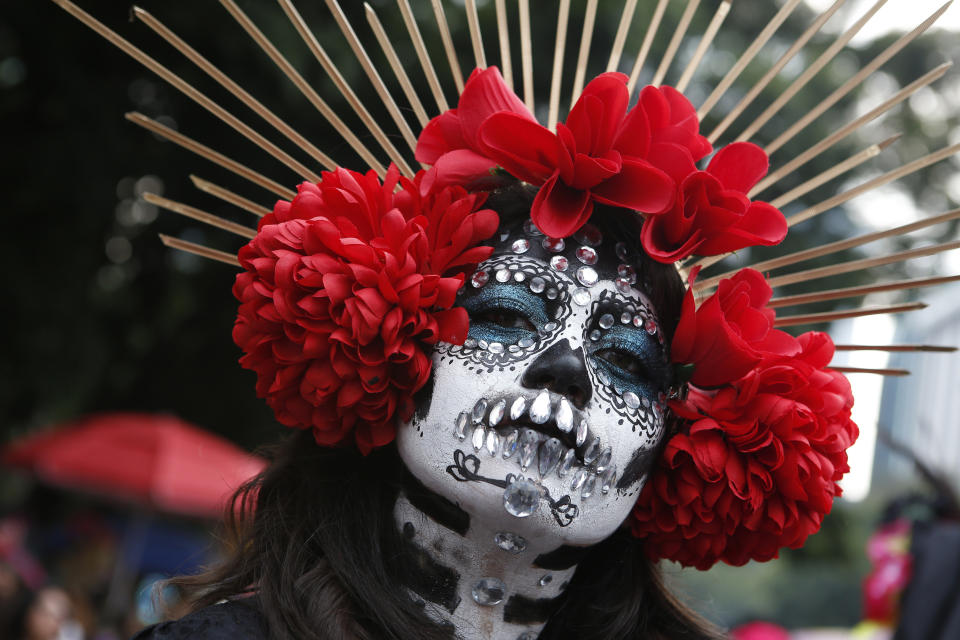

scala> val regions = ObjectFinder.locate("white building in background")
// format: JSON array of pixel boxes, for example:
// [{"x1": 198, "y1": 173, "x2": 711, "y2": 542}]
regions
[{"x1": 872, "y1": 282, "x2": 960, "y2": 491}]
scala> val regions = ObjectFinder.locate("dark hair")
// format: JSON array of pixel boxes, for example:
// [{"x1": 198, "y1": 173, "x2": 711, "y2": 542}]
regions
[{"x1": 171, "y1": 186, "x2": 721, "y2": 639}]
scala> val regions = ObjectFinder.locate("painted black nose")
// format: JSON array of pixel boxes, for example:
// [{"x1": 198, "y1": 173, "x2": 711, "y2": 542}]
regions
[{"x1": 520, "y1": 339, "x2": 593, "y2": 409}]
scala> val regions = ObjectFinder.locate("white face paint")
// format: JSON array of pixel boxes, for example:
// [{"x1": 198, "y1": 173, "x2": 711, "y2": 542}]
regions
[{"x1": 398, "y1": 219, "x2": 672, "y2": 548}]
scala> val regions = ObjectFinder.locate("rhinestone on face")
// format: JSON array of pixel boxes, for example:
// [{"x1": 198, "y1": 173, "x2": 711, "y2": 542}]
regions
[
  {"x1": 517, "y1": 336, "x2": 535, "y2": 348},
  {"x1": 478, "y1": 339, "x2": 489, "y2": 350},
  {"x1": 555, "y1": 398, "x2": 574, "y2": 433},
  {"x1": 471, "y1": 270, "x2": 489, "y2": 288},
  {"x1": 538, "y1": 438, "x2": 563, "y2": 477},
  {"x1": 598, "y1": 313, "x2": 615, "y2": 330},
  {"x1": 589, "y1": 329, "x2": 601, "y2": 341},
  {"x1": 645, "y1": 319, "x2": 658, "y2": 335},
  {"x1": 617, "y1": 264, "x2": 637, "y2": 284},
  {"x1": 464, "y1": 337, "x2": 478, "y2": 349},
  {"x1": 543, "y1": 321, "x2": 558, "y2": 332},
  {"x1": 518, "y1": 429, "x2": 540, "y2": 470},
  {"x1": 574, "y1": 223, "x2": 602, "y2": 246},
  {"x1": 529, "y1": 391, "x2": 552, "y2": 424},
  {"x1": 471, "y1": 577, "x2": 507, "y2": 606},
  {"x1": 632, "y1": 315, "x2": 643, "y2": 328},
  {"x1": 600, "y1": 466, "x2": 617, "y2": 494},
  {"x1": 486, "y1": 430, "x2": 501, "y2": 457},
  {"x1": 503, "y1": 477, "x2": 541, "y2": 517},
  {"x1": 546, "y1": 287, "x2": 559, "y2": 300},
  {"x1": 512, "y1": 238, "x2": 530, "y2": 254},
  {"x1": 494, "y1": 531, "x2": 528, "y2": 553},
  {"x1": 583, "y1": 437, "x2": 602, "y2": 465},
  {"x1": 539, "y1": 574, "x2": 553, "y2": 587},
  {"x1": 529, "y1": 276, "x2": 546, "y2": 294},
  {"x1": 510, "y1": 396, "x2": 527, "y2": 421},
  {"x1": 575, "y1": 418, "x2": 588, "y2": 447},
  {"x1": 620, "y1": 312, "x2": 632, "y2": 324},
  {"x1": 542, "y1": 236, "x2": 565, "y2": 252},
  {"x1": 594, "y1": 447, "x2": 613, "y2": 472},
  {"x1": 596, "y1": 368, "x2": 611, "y2": 386},
  {"x1": 495, "y1": 268, "x2": 511, "y2": 283},
  {"x1": 472, "y1": 398, "x2": 488, "y2": 424},
  {"x1": 615, "y1": 241, "x2": 629, "y2": 261},
  {"x1": 581, "y1": 474, "x2": 598, "y2": 499},
  {"x1": 454, "y1": 412, "x2": 469, "y2": 440},
  {"x1": 489, "y1": 342, "x2": 505, "y2": 354},
  {"x1": 514, "y1": 271, "x2": 526, "y2": 282},
  {"x1": 572, "y1": 288, "x2": 591, "y2": 306},
  {"x1": 488, "y1": 399, "x2": 506, "y2": 426},
  {"x1": 575, "y1": 246, "x2": 598, "y2": 265},
  {"x1": 623, "y1": 391, "x2": 641, "y2": 410},
  {"x1": 557, "y1": 448, "x2": 577, "y2": 478},
  {"x1": 549, "y1": 255, "x2": 569, "y2": 272},
  {"x1": 570, "y1": 467, "x2": 588, "y2": 492},
  {"x1": 508, "y1": 344, "x2": 520, "y2": 353},
  {"x1": 615, "y1": 277, "x2": 632, "y2": 294},
  {"x1": 577, "y1": 266, "x2": 599, "y2": 287},
  {"x1": 501, "y1": 429, "x2": 519, "y2": 459},
  {"x1": 523, "y1": 219, "x2": 543, "y2": 236},
  {"x1": 518, "y1": 632, "x2": 539, "y2": 640},
  {"x1": 472, "y1": 426, "x2": 486, "y2": 452}
]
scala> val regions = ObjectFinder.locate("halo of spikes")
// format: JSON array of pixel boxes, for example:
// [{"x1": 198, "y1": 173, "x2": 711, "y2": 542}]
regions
[{"x1": 50, "y1": 0, "x2": 960, "y2": 372}]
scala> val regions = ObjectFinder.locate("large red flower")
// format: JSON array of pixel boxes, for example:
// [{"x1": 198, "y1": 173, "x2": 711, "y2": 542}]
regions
[
  {"x1": 672, "y1": 268, "x2": 799, "y2": 388},
  {"x1": 632, "y1": 331, "x2": 858, "y2": 569},
  {"x1": 232, "y1": 166, "x2": 498, "y2": 453},
  {"x1": 478, "y1": 74, "x2": 712, "y2": 238},
  {"x1": 641, "y1": 142, "x2": 788, "y2": 262}
]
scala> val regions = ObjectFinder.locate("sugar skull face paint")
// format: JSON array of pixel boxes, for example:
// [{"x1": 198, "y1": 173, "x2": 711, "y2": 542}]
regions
[{"x1": 397, "y1": 217, "x2": 673, "y2": 547}]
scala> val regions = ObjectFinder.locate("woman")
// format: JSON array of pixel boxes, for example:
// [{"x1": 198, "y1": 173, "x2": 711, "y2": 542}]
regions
[{"x1": 134, "y1": 69, "x2": 855, "y2": 639}]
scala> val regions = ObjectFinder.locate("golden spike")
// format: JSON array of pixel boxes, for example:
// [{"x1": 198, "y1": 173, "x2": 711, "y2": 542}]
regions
[
  {"x1": 158, "y1": 233, "x2": 241, "y2": 267},
  {"x1": 831, "y1": 367, "x2": 910, "y2": 376},
  {"x1": 786, "y1": 142, "x2": 960, "y2": 228},
  {"x1": 465, "y1": 0, "x2": 487, "y2": 69},
  {"x1": 653, "y1": 0, "x2": 701, "y2": 87},
  {"x1": 219, "y1": 0, "x2": 391, "y2": 176},
  {"x1": 735, "y1": 0, "x2": 888, "y2": 144},
  {"x1": 764, "y1": 1, "x2": 954, "y2": 154},
  {"x1": 126, "y1": 112, "x2": 295, "y2": 200},
  {"x1": 397, "y1": 0, "x2": 449, "y2": 112},
  {"x1": 51, "y1": 0, "x2": 322, "y2": 182},
  {"x1": 707, "y1": 0, "x2": 849, "y2": 143},
  {"x1": 697, "y1": 0, "x2": 805, "y2": 119},
  {"x1": 774, "y1": 302, "x2": 926, "y2": 328},
  {"x1": 757, "y1": 240, "x2": 960, "y2": 290},
  {"x1": 144, "y1": 193, "x2": 257, "y2": 239},
  {"x1": 570, "y1": 0, "x2": 600, "y2": 108},
  {"x1": 834, "y1": 345, "x2": 957, "y2": 353},
  {"x1": 768, "y1": 274, "x2": 960, "y2": 309},
  {"x1": 432, "y1": 0, "x2": 465, "y2": 93},
  {"x1": 276, "y1": 0, "x2": 411, "y2": 175},
  {"x1": 133, "y1": 7, "x2": 332, "y2": 174},
  {"x1": 675, "y1": 0, "x2": 731, "y2": 93},
  {"x1": 769, "y1": 135, "x2": 901, "y2": 209},
  {"x1": 190, "y1": 176, "x2": 272, "y2": 218},
  {"x1": 495, "y1": 0, "x2": 513, "y2": 90},
  {"x1": 548, "y1": 0, "x2": 572, "y2": 130},
  {"x1": 322, "y1": 0, "x2": 419, "y2": 155},
  {"x1": 627, "y1": 0, "x2": 669, "y2": 94},
  {"x1": 607, "y1": 0, "x2": 639, "y2": 72},
  {"x1": 365, "y1": 4, "x2": 429, "y2": 128},
  {"x1": 695, "y1": 208, "x2": 960, "y2": 290},
  {"x1": 751, "y1": 62, "x2": 952, "y2": 197},
  {"x1": 519, "y1": 0, "x2": 535, "y2": 111}
]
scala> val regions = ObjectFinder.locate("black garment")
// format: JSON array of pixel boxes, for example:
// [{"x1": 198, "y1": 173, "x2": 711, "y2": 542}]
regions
[
  {"x1": 895, "y1": 521, "x2": 960, "y2": 640},
  {"x1": 132, "y1": 598, "x2": 269, "y2": 640}
]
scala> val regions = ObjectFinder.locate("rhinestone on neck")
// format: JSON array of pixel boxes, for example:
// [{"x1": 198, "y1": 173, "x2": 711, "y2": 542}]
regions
[
  {"x1": 494, "y1": 531, "x2": 528, "y2": 553},
  {"x1": 471, "y1": 577, "x2": 506, "y2": 606},
  {"x1": 503, "y1": 477, "x2": 541, "y2": 517}
]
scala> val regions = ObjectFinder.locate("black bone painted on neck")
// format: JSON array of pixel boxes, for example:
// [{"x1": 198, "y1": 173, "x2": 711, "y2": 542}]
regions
[
  {"x1": 532, "y1": 544, "x2": 591, "y2": 571},
  {"x1": 502, "y1": 593, "x2": 564, "y2": 625},
  {"x1": 401, "y1": 465, "x2": 471, "y2": 536},
  {"x1": 402, "y1": 538, "x2": 463, "y2": 615}
]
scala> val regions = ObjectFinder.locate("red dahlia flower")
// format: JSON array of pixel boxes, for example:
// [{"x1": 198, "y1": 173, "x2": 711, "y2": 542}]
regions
[
  {"x1": 641, "y1": 142, "x2": 788, "y2": 262},
  {"x1": 672, "y1": 268, "x2": 799, "y2": 388},
  {"x1": 232, "y1": 166, "x2": 498, "y2": 453},
  {"x1": 632, "y1": 331, "x2": 858, "y2": 569}
]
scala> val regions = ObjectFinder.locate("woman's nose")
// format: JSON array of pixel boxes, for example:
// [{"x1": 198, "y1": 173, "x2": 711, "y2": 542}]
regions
[{"x1": 520, "y1": 338, "x2": 593, "y2": 409}]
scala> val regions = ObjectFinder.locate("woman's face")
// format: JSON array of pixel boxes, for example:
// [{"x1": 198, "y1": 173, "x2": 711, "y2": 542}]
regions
[{"x1": 398, "y1": 217, "x2": 672, "y2": 546}]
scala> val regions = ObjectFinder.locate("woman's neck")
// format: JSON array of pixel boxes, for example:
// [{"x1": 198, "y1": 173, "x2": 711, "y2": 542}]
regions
[{"x1": 393, "y1": 486, "x2": 583, "y2": 640}]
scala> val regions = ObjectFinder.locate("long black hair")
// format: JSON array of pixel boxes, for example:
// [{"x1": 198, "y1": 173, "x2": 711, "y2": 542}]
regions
[{"x1": 171, "y1": 185, "x2": 722, "y2": 639}]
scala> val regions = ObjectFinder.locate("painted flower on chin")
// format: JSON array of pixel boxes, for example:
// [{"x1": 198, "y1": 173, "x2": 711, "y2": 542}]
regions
[
  {"x1": 641, "y1": 142, "x2": 788, "y2": 263},
  {"x1": 478, "y1": 73, "x2": 713, "y2": 238},
  {"x1": 232, "y1": 166, "x2": 498, "y2": 454}
]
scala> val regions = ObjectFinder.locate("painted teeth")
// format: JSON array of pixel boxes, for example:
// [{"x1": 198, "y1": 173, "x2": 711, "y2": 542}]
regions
[
  {"x1": 555, "y1": 398, "x2": 574, "y2": 433},
  {"x1": 528, "y1": 391, "x2": 551, "y2": 424}
]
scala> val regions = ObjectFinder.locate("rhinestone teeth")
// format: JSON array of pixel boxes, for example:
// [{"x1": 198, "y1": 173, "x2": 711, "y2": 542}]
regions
[
  {"x1": 583, "y1": 437, "x2": 602, "y2": 465},
  {"x1": 454, "y1": 412, "x2": 468, "y2": 440},
  {"x1": 555, "y1": 398, "x2": 574, "y2": 433},
  {"x1": 472, "y1": 398, "x2": 488, "y2": 424},
  {"x1": 557, "y1": 448, "x2": 577, "y2": 478},
  {"x1": 538, "y1": 438, "x2": 563, "y2": 477},
  {"x1": 581, "y1": 474, "x2": 598, "y2": 499},
  {"x1": 510, "y1": 396, "x2": 527, "y2": 421},
  {"x1": 570, "y1": 467, "x2": 588, "y2": 492},
  {"x1": 529, "y1": 390, "x2": 552, "y2": 424},
  {"x1": 472, "y1": 425, "x2": 486, "y2": 452},
  {"x1": 488, "y1": 399, "x2": 506, "y2": 426},
  {"x1": 518, "y1": 429, "x2": 540, "y2": 471},
  {"x1": 486, "y1": 430, "x2": 501, "y2": 457},
  {"x1": 601, "y1": 466, "x2": 617, "y2": 494},
  {"x1": 594, "y1": 447, "x2": 613, "y2": 472},
  {"x1": 575, "y1": 418, "x2": 588, "y2": 447},
  {"x1": 501, "y1": 428, "x2": 519, "y2": 459}
]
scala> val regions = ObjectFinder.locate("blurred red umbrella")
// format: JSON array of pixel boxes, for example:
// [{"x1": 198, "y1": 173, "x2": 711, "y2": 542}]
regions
[{"x1": 1, "y1": 412, "x2": 266, "y2": 518}]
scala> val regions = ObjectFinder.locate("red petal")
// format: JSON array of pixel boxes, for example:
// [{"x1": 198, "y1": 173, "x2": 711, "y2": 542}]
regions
[
  {"x1": 458, "y1": 66, "x2": 536, "y2": 149},
  {"x1": 415, "y1": 110, "x2": 465, "y2": 164},
  {"x1": 591, "y1": 158, "x2": 675, "y2": 213},
  {"x1": 420, "y1": 149, "x2": 498, "y2": 194},
  {"x1": 707, "y1": 142, "x2": 769, "y2": 193},
  {"x1": 530, "y1": 172, "x2": 594, "y2": 238},
  {"x1": 479, "y1": 112, "x2": 560, "y2": 184},
  {"x1": 566, "y1": 73, "x2": 629, "y2": 155}
]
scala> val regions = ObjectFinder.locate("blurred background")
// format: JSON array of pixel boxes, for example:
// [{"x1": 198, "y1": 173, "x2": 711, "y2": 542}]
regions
[{"x1": 1, "y1": 0, "x2": 959, "y2": 638}]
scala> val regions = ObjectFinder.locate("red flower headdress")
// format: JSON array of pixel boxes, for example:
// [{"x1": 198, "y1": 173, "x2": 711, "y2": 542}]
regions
[{"x1": 232, "y1": 65, "x2": 857, "y2": 568}]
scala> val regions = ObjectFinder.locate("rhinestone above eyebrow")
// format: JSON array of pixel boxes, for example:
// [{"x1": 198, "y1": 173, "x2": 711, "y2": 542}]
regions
[
  {"x1": 615, "y1": 278, "x2": 631, "y2": 294},
  {"x1": 550, "y1": 255, "x2": 569, "y2": 272},
  {"x1": 575, "y1": 246, "x2": 598, "y2": 265},
  {"x1": 574, "y1": 223, "x2": 602, "y2": 246},
  {"x1": 542, "y1": 237, "x2": 565, "y2": 252},
  {"x1": 495, "y1": 268, "x2": 511, "y2": 282},
  {"x1": 529, "y1": 276, "x2": 546, "y2": 293},
  {"x1": 471, "y1": 270, "x2": 489, "y2": 288},
  {"x1": 572, "y1": 288, "x2": 591, "y2": 306},
  {"x1": 617, "y1": 264, "x2": 637, "y2": 284},
  {"x1": 576, "y1": 266, "x2": 599, "y2": 286},
  {"x1": 615, "y1": 242, "x2": 629, "y2": 261}
]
